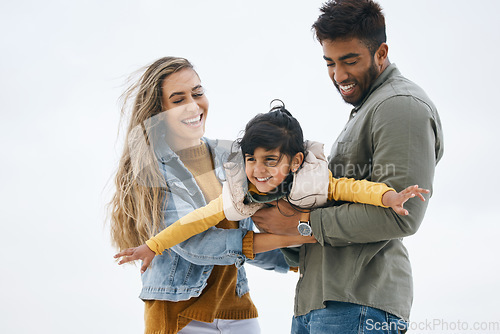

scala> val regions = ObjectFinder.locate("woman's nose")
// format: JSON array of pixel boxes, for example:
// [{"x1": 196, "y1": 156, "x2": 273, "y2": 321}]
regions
[{"x1": 184, "y1": 101, "x2": 199, "y2": 113}]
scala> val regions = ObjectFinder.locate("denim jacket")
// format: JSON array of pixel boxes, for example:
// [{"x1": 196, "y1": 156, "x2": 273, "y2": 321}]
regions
[{"x1": 139, "y1": 136, "x2": 289, "y2": 301}]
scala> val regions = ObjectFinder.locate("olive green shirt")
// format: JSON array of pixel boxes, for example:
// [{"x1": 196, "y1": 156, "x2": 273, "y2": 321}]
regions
[{"x1": 283, "y1": 64, "x2": 444, "y2": 321}]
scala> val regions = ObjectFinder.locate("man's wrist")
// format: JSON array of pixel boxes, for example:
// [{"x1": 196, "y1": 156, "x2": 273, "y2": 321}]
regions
[{"x1": 297, "y1": 211, "x2": 312, "y2": 236}]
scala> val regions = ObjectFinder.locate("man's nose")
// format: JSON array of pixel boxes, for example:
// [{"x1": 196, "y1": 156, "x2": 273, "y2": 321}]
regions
[{"x1": 333, "y1": 65, "x2": 348, "y2": 84}]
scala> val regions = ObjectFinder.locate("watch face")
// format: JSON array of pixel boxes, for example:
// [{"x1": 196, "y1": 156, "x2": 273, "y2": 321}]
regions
[{"x1": 297, "y1": 222, "x2": 312, "y2": 236}]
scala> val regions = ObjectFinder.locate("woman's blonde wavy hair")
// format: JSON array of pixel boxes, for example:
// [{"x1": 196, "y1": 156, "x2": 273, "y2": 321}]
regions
[{"x1": 109, "y1": 57, "x2": 195, "y2": 250}]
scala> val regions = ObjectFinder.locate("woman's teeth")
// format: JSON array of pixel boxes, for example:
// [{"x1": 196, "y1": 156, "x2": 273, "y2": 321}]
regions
[{"x1": 182, "y1": 114, "x2": 202, "y2": 124}]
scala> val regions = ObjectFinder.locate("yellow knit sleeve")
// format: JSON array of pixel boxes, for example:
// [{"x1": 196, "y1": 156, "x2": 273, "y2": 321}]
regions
[
  {"x1": 241, "y1": 231, "x2": 255, "y2": 260},
  {"x1": 146, "y1": 194, "x2": 226, "y2": 255},
  {"x1": 327, "y1": 170, "x2": 395, "y2": 207}
]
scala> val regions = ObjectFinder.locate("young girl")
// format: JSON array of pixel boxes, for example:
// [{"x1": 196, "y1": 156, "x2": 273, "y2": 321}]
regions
[{"x1": 115, "y1": 101, "x2": 428, "y2": 273}]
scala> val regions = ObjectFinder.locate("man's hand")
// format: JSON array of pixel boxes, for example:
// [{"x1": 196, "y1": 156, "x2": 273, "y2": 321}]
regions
[{"x1": 252, "y1": 199, "x2": 303, "y2": 235}]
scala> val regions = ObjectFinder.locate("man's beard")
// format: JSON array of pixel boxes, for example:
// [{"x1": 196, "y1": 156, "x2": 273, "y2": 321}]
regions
[{"x1": 336, "y1": 60, "x2": 380, "y2": 107}]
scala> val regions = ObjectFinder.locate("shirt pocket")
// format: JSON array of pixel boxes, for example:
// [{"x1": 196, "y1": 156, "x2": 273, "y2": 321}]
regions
[
  {"x1": 330, "y1": 140, "x2": 370, "y2": 178},
  {"x1": 330, "y1": 140, "x2": 356, "y2": 164}
]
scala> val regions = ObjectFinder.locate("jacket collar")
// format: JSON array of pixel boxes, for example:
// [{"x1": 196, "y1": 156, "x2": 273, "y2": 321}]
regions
[{"x1": 149, "y1": 122, "x2": 228, "y2": 182}]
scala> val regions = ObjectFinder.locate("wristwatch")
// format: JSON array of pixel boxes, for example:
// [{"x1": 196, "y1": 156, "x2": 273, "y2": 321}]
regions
[{"x1": 297, "y1": 212, "x2": 312, "y2": 236}]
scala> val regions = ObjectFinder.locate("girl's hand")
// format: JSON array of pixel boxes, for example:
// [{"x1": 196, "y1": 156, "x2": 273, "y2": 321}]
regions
[
  {"x1": 114, "y1": 244, "x2": 155, "y2": 273},
  {"x1": 382, "y1": 185, "x2": 429, "y2": 216}
]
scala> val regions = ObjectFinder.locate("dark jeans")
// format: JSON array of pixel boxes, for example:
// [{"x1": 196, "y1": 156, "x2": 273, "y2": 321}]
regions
[{"x1": 291, "y1": 301, "x2": 408, "y2": 334}]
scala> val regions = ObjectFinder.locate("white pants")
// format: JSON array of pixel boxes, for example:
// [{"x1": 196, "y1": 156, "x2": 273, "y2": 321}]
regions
[{"x1": 178, "y1": 318, "x2": 261, "y2": 334}]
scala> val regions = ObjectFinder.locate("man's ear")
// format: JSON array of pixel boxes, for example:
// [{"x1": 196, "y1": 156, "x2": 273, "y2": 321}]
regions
[
  {"x1": 291, "y1": 152, "x2": 304, "y2": 172},
  {"x1": 375, "y1": 43, "x2": 389, "y2": 68}
]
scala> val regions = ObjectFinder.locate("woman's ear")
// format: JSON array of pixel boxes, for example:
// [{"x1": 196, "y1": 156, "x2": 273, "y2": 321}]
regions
[{"x1": 291, "y1": 152, "x2": 304, "y2": 172}]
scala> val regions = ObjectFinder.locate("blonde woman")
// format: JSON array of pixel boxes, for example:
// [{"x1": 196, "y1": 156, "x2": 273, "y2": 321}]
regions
[{"x1": 109, "y1": 57, "x2": 311, "y2": 334}]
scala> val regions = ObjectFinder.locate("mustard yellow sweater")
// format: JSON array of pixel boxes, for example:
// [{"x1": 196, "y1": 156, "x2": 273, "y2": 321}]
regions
[{"x1": 144, "y1": 143, "x2": 257, "y2": 334}]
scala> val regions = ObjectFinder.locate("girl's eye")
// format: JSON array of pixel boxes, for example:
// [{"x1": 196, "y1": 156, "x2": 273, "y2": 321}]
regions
[
  {"x1": 265, "y1": 159, "x2": 278, "y2": 167},
  {"x1": 172, "y1": 99, "x2": 184, "y2": 104}
]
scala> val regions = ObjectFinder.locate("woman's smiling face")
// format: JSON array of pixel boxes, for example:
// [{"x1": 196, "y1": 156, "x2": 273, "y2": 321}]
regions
[{"x1": 161, "y1": 68, "x2": 209, "y2": 151}]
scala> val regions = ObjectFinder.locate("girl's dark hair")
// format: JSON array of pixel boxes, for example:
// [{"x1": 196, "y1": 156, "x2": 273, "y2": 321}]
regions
[
  {"x1": 238, "y1": 100, "x2": 304, "y2": 160},
  {"x1": 312, "y1": 0, "x2": 386, "y2": 56}
]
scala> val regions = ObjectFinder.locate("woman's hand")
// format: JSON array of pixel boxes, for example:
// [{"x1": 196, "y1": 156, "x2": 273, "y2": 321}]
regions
[
  {"x1": 382, "y1": 185, "x2": 429, "y2": 216},
  {"x1": 114, "y1": 244, "x2": 155, "y2": 273}
]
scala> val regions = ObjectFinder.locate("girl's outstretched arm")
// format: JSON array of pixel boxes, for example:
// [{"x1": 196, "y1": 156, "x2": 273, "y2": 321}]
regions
[
  {"x1": 382, "y1": 185, "x2": 429, "y2": 216},
  {"x1": 146, "y1": 194, "x2": 226, "y2": 255},
  {"x1": 113, "y1": 231, "x2": 313, "y2": 273}
]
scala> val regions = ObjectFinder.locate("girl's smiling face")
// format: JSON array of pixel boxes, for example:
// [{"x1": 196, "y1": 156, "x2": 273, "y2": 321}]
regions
[
  {"x1": 245, "y1": 147, "x2": 303, "y2": 194},
  {"x1": 161, "y1": 68, "x2": 209, "y2": 151}
]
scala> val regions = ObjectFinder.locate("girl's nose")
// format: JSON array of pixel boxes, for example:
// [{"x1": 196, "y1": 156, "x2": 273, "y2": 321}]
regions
[{"x1": 253, "y1": 162, "x2": 267, "y2": 174}]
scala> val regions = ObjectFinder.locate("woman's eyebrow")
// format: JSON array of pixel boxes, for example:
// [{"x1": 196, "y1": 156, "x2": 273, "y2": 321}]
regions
[
  {"x1": 169, "y1": 85, "x2": 203, "y2": 99},
  {"x1": 168, "y1": 91, "x2": 185, "y2": 99}
]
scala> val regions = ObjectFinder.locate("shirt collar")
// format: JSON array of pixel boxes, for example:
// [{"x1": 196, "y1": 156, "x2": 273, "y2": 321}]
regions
[{"x1": 352, "y1": 63, "x2": 400, "y2": 112}]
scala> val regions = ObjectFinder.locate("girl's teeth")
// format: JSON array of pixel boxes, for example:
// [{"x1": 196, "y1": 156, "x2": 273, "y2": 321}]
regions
[{"x1": 256, "y1": 177, "x2": 271, "y2": 182}]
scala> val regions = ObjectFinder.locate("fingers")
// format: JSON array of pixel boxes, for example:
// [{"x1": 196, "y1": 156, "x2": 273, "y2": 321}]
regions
[
  {"x1": 114, "y1": 247, "x2": 139, "y2": 265},
  {"x1": 393, "y1": 206, "x2": 409, "y2": 216},
  {"x1": 141, "y1": 257, "x2": 153, "y2": 274},
  {"x1": 402, "y1": 185, "x2": 429, "y2": 202},
  {"x1": 416, "y1": 192, "x2": 426, "y2": 201},
  {"x1": 114, "y1": 247, "x2": 136, "y2": 259},
  {"x1": 118, "y1": 254, "x2": 139, "y2": 265},
  {"x1": 393, "y1": 185, "x2": 431, "y2": 216}
]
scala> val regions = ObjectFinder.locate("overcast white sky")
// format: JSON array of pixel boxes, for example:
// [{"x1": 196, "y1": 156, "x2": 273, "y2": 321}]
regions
[{"x1": 1, "y1": 0, "x2": 499, "y2": 333}]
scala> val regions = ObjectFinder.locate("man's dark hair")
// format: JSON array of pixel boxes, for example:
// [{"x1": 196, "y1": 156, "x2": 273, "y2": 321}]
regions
[{"x1": 312, "y1": 0, "x2": 386, "y2": 55}]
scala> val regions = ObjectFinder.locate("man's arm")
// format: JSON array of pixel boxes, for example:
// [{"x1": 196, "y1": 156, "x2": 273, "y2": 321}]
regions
[
  {"x1": 252, "y1": 96, "x2": 443, "y2": 244},
  {"x1": 312, "y1": 96, "x2": 442, "y2": 246}
]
